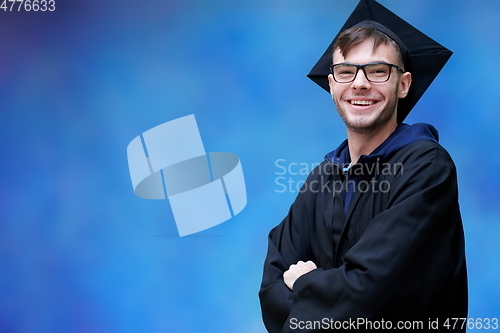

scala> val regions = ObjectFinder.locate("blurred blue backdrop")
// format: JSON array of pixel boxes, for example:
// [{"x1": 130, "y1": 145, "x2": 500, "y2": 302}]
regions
[{"x1": 0, "y1": 0, "x2": 499, "y2": 332}]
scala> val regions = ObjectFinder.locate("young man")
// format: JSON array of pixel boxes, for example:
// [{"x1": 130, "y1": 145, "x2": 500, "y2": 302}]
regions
[{"x1": 259, "y1": 1, "x2": 467, "y2": 332}]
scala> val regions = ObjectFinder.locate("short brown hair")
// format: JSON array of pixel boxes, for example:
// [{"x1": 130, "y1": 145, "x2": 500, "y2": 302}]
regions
[{"x1": 333, "y1": 26, "x2": 404, "y2": 70}]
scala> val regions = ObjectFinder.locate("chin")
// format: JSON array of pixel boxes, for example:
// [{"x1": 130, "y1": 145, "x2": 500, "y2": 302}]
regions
[
  {"x1": 343, "y1": 112, "x2": 395, "y2": 134},
  {"x1": 346, "y1": 120, "x2": 379, "y2": 134},
  {"x1": 343, "y1": 112, "x2": 377, "y2": 129}
]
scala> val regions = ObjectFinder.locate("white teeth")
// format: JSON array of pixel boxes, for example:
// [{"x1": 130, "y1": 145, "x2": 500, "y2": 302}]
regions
[{"x1": 350, "y1": 100, "x2": 375, "y2": 106}]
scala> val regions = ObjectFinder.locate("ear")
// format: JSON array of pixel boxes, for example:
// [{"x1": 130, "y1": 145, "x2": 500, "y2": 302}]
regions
[
  {"x1": 328, "y1": 74, "x2": 335, "y2": 98},
  {"x1": 397, "y1": 72, "x2": 412, "y2": 98}
]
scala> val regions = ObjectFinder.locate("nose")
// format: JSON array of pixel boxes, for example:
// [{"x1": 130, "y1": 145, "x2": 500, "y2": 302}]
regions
[{"x1": 351, "y1": 68, "x2": 371, "y2": 90}]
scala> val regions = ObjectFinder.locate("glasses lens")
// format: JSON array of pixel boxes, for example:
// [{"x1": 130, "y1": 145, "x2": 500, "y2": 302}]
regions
[
  {"x1": 333, "y1": 64, "x2": 356, "y2": 83},
  {"x1": 365, "y1": 63, "x2": 391, "y2": 82}
]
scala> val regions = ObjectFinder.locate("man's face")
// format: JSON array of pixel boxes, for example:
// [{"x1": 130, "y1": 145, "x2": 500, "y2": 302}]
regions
[{"x1": 328, "y1": 38, "x2": 411, "y2": 134}]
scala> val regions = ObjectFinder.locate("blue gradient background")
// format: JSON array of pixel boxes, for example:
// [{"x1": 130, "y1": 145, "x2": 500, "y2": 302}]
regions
[{"x1": 0, "y1": 0, "x2": 499, "y2": 332}]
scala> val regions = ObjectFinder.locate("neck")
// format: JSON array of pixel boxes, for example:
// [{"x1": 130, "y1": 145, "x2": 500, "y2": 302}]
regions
[{"x1": 347, "y1": 121, "x2": 397, "y2": 164}]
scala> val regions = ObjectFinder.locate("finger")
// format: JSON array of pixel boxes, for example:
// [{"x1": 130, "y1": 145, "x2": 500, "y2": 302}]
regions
[{"x1": 306, "y1": 260, "x2": 317, "y2": 267}]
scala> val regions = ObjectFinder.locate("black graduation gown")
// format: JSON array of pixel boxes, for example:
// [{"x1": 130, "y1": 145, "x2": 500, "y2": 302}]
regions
[{"x1": 259, "y1": 140, "x2": 468, "y2": 332}]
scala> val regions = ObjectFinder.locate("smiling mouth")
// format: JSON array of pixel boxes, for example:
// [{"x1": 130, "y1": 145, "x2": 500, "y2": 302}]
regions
[{"x1": 348, "y1": 100, "x2": 378, "y2": 106}]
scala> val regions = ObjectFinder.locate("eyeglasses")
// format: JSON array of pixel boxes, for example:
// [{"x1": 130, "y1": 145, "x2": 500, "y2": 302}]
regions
[{"x1": 329, "y1": 62, "x2": 404, "y2": 83}]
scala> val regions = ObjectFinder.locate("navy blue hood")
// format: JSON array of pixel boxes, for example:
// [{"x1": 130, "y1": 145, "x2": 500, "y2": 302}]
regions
[
  {"x1": 325, "y1": 123, "x2": 439, "y2": 166},
  {"x1": 324, "y1": 123, "x2": 439, "y2": 216}
]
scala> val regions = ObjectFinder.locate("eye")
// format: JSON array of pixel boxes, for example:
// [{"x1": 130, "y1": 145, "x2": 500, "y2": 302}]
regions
[
  {"x1": 335, "y1": 66, "x2": 355, "y2": 76},
  {"x1": 367, "y1": 64, "x2": 389, "y2": 77}
]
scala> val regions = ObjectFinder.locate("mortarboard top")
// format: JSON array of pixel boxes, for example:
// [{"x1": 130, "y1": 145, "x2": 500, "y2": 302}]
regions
[{"x1": 307, "y1": 0, "x2": 452, "y2": 123}]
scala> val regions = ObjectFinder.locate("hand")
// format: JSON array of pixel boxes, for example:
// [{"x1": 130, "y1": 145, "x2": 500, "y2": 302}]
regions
[{"x1": 283, "y1": 260, "x2": 317, "y2": 290}]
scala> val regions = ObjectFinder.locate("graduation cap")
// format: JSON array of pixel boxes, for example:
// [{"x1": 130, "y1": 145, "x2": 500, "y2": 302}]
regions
[{"x1": 307, "y1": 0, "x2": 452, "y2": 123}]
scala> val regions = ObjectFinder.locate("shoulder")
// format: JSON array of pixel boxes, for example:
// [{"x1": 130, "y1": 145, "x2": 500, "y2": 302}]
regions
[
  {"x1": 383, "y1": 140, "x2": 459, "y2": 199},
  {"x1": 391, "y1": 139, "x2": 456, "y2": 171}
]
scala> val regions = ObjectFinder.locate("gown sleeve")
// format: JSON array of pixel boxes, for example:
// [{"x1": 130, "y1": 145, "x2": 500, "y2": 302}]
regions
[{"x1": 258, "y1": 169, "x2": 319, "y2": 333}]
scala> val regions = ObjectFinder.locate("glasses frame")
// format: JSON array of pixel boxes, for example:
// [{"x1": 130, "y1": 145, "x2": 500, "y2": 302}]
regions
[{"x1": 329, "y1": 62, "x2": 404, "y2": 83}]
